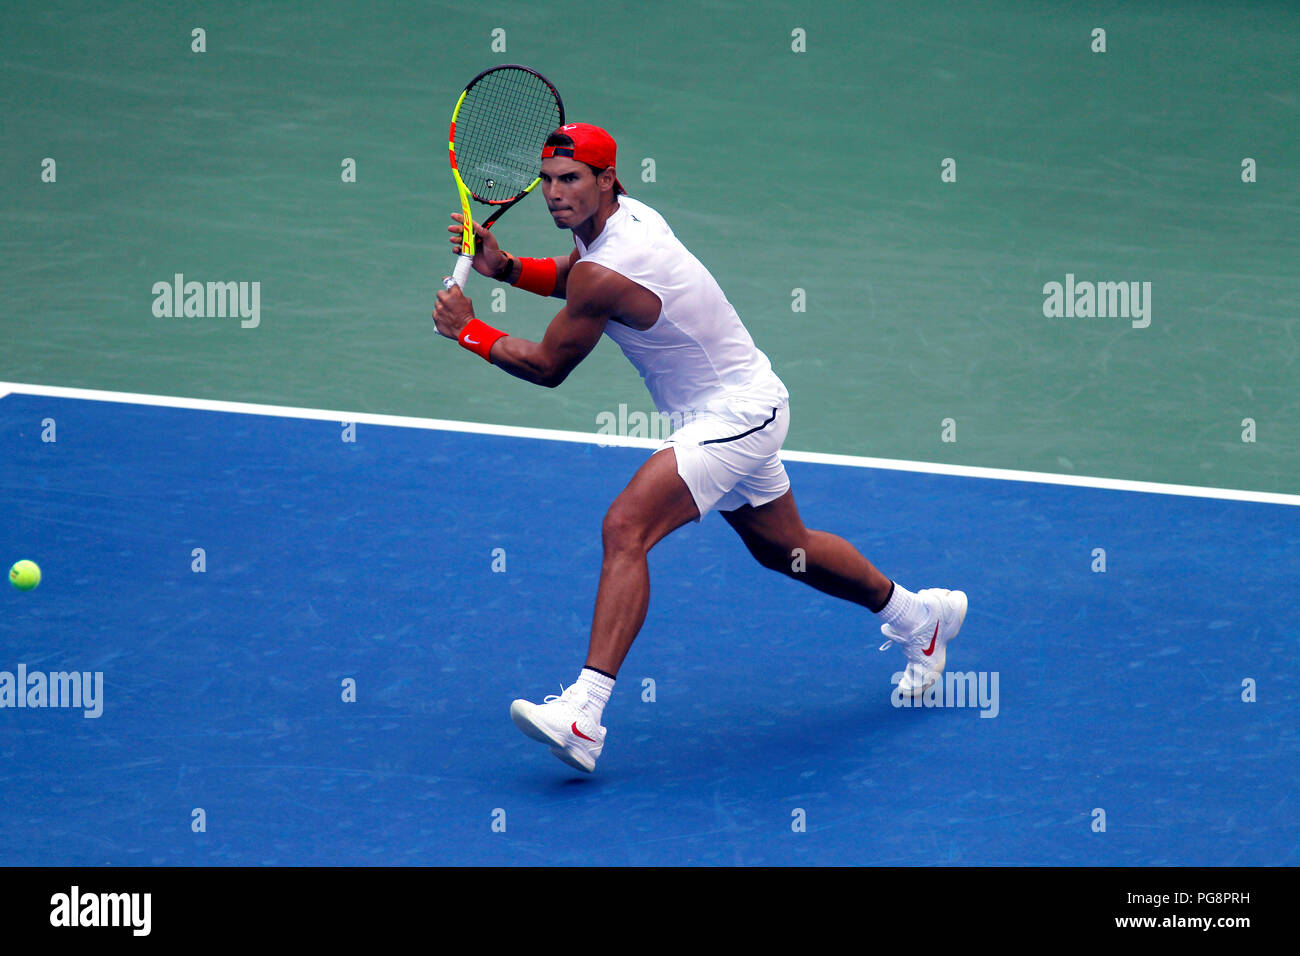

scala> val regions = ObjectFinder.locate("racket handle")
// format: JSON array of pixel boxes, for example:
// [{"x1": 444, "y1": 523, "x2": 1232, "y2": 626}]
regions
[{"x1": 443, "y1": 253, "x2": 475, "y2": 291}]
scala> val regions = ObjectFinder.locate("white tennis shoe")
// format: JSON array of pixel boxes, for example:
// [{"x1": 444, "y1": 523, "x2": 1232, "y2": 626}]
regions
[
  {"x1": 880, "y1": 588, "x2": 969, "y2": 696},
  {"x1": 510, "y1": 684, "x2": 606, "y2": 773}
]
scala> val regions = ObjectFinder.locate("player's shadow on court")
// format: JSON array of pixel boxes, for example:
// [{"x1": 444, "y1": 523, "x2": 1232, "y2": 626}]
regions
[
  {"x1": 646, "y1": 695, "x2": 930, "y2": 772},
  {"x1": 522, "y1": 772, "x2": 599, "y2": 791},
  {"x1": 514, "y1": 694, "x2": 939, "y2": 784}
]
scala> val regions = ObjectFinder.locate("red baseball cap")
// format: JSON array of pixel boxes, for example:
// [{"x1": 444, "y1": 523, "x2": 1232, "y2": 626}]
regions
[{"x1": 542, "y1": 122, "x2": 626, "y2": 194}]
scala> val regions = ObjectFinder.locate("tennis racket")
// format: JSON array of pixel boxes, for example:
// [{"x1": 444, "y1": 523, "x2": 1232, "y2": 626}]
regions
[{"x1": 443, "y1": 64, "x2": 565, "y2": 291}]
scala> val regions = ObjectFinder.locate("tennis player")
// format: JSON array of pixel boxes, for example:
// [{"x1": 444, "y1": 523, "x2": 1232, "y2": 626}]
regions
[{"x1": 433, "y1": 123, "x2": 967, "y2": 773}]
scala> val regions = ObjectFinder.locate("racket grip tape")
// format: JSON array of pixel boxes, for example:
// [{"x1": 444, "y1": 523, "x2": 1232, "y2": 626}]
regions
[{"x1": 443, "y1": 253, "x2": 475, "y2": 290}]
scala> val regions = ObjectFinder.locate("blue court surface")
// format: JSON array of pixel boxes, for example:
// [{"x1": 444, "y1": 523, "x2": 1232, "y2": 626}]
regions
[{"x1": 1, "y1": 391, "x2": 1296, "y2": 866}]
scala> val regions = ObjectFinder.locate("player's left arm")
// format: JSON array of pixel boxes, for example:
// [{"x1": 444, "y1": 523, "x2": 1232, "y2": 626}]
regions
[
  {"x1": 433, "y1": 263, "x2": 630, "y2": 387},
  {"x1": 445, "y1": 216, "x2": 578, "y2": 298}
]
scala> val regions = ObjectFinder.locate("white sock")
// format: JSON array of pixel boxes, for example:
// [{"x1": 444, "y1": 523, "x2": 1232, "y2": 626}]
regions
[
  {"x1": 576, "y1": 667, "x2": 615, "y2": 722},
  {"x1": 879, "y1": 582, "x2": 930, "y2": 632}
]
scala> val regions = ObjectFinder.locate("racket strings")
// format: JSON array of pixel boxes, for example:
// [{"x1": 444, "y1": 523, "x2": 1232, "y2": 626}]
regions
[{"x1": 455, "y1": 68, "x2": 563, "y2": 203}]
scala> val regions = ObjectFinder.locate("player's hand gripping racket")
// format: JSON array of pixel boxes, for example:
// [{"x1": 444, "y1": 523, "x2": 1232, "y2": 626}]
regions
[{"x1": 443, "y1": 65, "x2": 565, "y2": 291}]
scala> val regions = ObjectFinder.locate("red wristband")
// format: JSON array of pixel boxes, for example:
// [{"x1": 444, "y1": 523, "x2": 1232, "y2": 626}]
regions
[
  {"x1": 458, "y1": 318, "x2": 508, "y2": 362},
  {"x1": 511, "y1": 256, "x2": 558, "y2": 297}
]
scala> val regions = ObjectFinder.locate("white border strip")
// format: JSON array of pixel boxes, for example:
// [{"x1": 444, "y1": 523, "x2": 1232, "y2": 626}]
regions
[{"x1": 3, "y1": 380, "x2": 1297, "y2": 507}]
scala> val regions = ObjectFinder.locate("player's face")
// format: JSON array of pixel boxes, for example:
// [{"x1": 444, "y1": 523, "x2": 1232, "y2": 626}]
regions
[{"x1": 540, "y1": 157, "x2": 602, "y2": 229}]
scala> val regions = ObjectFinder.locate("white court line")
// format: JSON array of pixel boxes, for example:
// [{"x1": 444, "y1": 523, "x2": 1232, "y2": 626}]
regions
[{"x1": 3, "y1": 380, "x2": 1298, "y2": 507}]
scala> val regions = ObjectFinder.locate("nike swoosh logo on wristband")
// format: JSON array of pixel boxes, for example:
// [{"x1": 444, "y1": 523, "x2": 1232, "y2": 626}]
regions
[{"x1": 464, "y1": 336, "x2": 479, "y2": 345}]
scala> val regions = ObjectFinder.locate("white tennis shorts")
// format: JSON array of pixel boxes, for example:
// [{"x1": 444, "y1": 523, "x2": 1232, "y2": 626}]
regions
[{"x1": 659, "y1": 399, "x2": 791, "y2": 520}]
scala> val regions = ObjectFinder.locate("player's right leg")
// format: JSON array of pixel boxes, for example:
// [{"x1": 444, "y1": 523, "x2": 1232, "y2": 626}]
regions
[{"x1": 510, "y1": 446, "x2": 699, "y2": 772}]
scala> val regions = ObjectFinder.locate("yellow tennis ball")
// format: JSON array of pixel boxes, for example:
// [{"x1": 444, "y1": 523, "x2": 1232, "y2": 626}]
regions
[{"x1": 9, "y1": 560, "x2": 41, "y2": 591}]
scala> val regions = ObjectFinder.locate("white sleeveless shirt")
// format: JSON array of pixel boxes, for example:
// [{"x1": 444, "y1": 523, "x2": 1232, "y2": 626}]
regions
[{"x1": 573, "y1": 196, "x2": 788, "y2": 417}]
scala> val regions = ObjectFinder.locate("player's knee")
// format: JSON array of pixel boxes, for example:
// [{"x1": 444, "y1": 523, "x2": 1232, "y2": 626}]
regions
[
  {"x1": 777, "y1": 546, "x2": 808, "y2": 574},
  {"x1": 742, "y1": 536, "x2": 794, "y2": 572},
  {"x1": 602, "y1": 503, "x2": 649, "y2": 555}
]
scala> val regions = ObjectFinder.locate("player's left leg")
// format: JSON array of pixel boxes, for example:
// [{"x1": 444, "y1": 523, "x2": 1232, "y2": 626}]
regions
[
  {"x1": 720, "y1": 489, "x2": 892, "y2": 610},
  {"x1": 722, "y1": 488, "x2": 967, "y2": 695}
]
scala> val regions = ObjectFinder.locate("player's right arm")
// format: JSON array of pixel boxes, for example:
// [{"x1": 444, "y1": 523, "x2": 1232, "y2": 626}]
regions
[
  {"x1": 481, "y1": 261, "x2": 653, "y2": 386},
  {"x1": 433, "y1": 281, "x2": 605, "y2": 388},
  {"x1": 488, "y1": 301, "x2": 605, "y2": 387}
]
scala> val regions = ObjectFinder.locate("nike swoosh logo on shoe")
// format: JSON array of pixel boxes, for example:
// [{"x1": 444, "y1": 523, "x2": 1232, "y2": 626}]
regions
[
  {"x1": 572, "y1": 721, "x2": 596, "y2": 742},
  {"x1": 922, "y1": 621, "x2": 939, "y2": 656}
]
